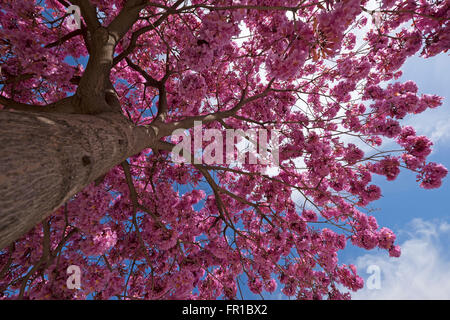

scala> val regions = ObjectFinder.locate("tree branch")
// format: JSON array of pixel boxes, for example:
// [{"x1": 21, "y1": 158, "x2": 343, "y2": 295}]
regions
[
  {"x1": 108, "y1": 0, "x2": 149, "y2": 42},
  {"x1": 45, "y1": 29, "x2": 84, "y2": 48},
  {"x1": 125, "y1": 57, "x2": 170, "y2": 123},
  {"x1": 70, "y1": 0, "x2": 101, "y2": 33},
  {"x1": 0, "y1": 73, "x2": 34, "y2": 85},
  {"x1": 0, "y1": 96, "x2": 77, "y2": 113},
  {"x1": 113, "y1": 0, "x2": 185, "y2": 65},
  {"x1": 121, "y1": 161, "x2": 155, "y2": 266},
  {"x1": 125, "y1": 57, "x2": 160, "y2": 87}
]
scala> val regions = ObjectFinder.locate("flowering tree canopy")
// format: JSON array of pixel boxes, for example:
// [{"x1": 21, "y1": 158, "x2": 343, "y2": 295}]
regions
[{"x1": 0, "y1": 0, "x2": 448, "y2": 300}]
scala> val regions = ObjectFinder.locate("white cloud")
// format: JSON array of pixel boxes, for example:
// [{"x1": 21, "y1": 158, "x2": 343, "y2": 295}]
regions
[
  {"x1": 350, "y1": 218, "x2": 450, "y2": 299},
  {"x1": 404, "y1": 109, "x2": 450, "y2": 148}
]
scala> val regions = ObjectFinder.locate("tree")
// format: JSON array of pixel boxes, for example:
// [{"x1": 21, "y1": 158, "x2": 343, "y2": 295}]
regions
[{"x1": 0, "y1": 0, "x2": 448, "y2": 300}]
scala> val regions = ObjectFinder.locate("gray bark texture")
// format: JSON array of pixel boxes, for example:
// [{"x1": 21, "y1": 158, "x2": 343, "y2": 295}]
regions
[
  {"x1": 0, "y1": 0, "x2": 196, "y2": 249},
  {"x1": 0, "y1": 110, "x2": 156, "y2": 249}
]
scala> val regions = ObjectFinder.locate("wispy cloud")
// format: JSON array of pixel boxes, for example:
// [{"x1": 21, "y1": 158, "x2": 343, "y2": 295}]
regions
[
  {"x1": 404, "y1": 109, "x2": 450, "y2": 148},
  {"x1": 350, "y1": 218, "x2": 450, "y2": 299}
]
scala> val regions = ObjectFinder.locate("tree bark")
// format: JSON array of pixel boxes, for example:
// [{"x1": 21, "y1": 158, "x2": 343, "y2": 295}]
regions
[
  {"x1": 0, "y1": 0, "x2": 189, "y2": 250},
  {"x1": 0, "y1": 110, "x2": 156, "y2": 249}
]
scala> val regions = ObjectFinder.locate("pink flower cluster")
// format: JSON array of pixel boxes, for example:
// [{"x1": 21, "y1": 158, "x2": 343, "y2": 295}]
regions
[
  {"x1": 418, "y1": 162, "x2": 448, "y2": 189},
  {"x1": 89, "y1": 228, "x2": 118, "y2": 256},
  {"x1": 368, "y1": 156, "x2": 401, "y2": 181},
  {"x1": 350, "y1": 211, "x2": 401, "y2": 257},
  {"x1": 316, "y1": 0, "x2": 363, "y2": 55},
  {"x1": 178, "y1": 72, "x2": 208, "y2": 102},
  {"x1": 183, "y1": 12, "x2": 239, "y2": 72}
]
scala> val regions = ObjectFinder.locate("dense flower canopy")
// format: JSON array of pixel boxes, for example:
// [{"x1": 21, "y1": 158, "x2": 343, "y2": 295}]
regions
[{"x1": 0, "y1": 0, "x2": 448, "y2": 300}]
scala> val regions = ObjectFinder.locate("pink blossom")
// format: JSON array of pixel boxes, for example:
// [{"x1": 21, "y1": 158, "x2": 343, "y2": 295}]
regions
[{"x1": 418, "y1": 162, "x2": 448, "y2": 189}]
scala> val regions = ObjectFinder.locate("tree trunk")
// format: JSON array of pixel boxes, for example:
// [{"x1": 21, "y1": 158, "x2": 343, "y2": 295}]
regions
[{"x1": 0, "y1": 110, "x2": 155, "y2": 249}]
